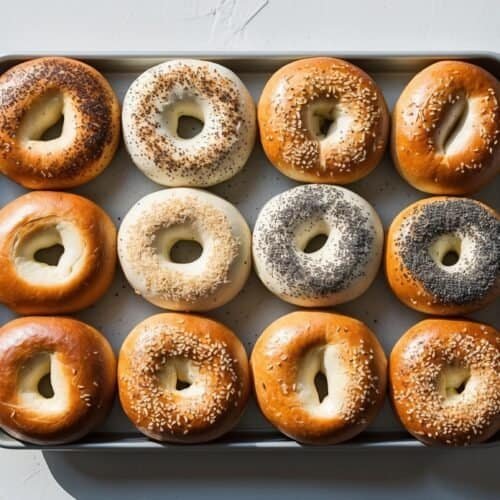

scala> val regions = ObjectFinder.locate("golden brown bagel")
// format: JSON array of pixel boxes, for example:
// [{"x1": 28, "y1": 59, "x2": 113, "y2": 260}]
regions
[
  {"x1": 118, "y1": 313, "x2": 250, "y2": 443},
  {"x1": 392, "y1": 60, "x2": 500, "y2": 194},
  {"x1": 258, "y1": 57, "x2": 389, "y2": 184},
  {"x1": 251, "y1": 311, "x2": 387, "y2": 445},
  {"x1": 385, "y1": 197, "x2": 500, "y2": 315},
  {"x1": 0, "y1": 57, "x2": 120, "y2": 189},
  {"x1": 0, "y1": 316, "x2": 116, "y2": 445},
  {"x1": 0, "y1": 191, "x2": 117, "y2": 314},
  {"x1": 390, "y1": 318, "x2": 500, "y2": 446}
]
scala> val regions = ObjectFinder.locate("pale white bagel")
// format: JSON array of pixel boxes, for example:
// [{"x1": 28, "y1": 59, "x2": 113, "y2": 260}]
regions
[
  {"x1": 118, "y1": 188, "x2": 251, "y2": 311},
  {"x1": 252, "y1": 184, "x2": 383, "y2": 307},
  {"x1": 122, "y1": 59, "x2": 256, "y2": 187}
]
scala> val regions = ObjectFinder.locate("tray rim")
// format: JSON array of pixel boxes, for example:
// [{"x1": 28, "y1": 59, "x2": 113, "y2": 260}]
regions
[
  {"x1": 0, "y1": 50, "x2": 498, "y2": 451},
  {"x1": 1, "y1": 431, "x2": 499, "y2": 451},
  {"x1": 0, "y1": 50, "x2": 499, "y2": 72},
  {"x1": 0, "y1": 49, "x2": 498, "y2": 57}
]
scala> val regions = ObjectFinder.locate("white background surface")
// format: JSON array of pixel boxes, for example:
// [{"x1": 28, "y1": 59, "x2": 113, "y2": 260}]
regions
[{"x1": 0, "y1": 1, "x2": 499, "y2": 499}]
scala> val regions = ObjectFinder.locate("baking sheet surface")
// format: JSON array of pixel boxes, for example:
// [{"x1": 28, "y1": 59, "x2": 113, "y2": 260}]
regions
[{"x1": 0, "y1": 54, "x2": 498, "y2": 449}]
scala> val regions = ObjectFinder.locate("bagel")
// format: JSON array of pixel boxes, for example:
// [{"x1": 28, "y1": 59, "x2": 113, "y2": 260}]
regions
[
  {"x1": 122, "y1": 59, "x2": 256, "y2": 187},
  {"x1": 258, "y1": 57, "x2": 389, "y2": 184},
  {"x1": 390, "y1": 318, "x2": 500, "y2": 446},
  {"x1": 251, "y1": 311, "x2": 387, "y2": 445},
  {"x1": 0, "y1": 316, "x2": 116, "y2": 445},
  {"x1": 0, "y1": 191, "x2": 117, "y2": 314},
  {"x1": 118, "y1": 313, "x2": 250, "y2": 443},
  {"x1": 392, "y1": 60, "x2": 500, "y2": 194},
  {"x1": 0, "y1": 57, "x2": 120, "y2": 189},
  {"x1": 118, "y1": 188, "x2": 251, "y2": 311}
]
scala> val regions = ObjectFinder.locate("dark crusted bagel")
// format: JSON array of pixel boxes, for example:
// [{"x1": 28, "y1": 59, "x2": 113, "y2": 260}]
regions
[{"x1": 0, "y1": 57, "x2": 120, "y2": 189}]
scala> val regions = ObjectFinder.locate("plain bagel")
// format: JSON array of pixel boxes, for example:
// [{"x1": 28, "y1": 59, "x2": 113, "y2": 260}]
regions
[
  {"x1": 0, "y1": 316, "x2": 116, "y2": 445},
  {"x1": 0, "y1": 191, "x2": 117, "y2": 315},
  {"x1": 251, "y1": 311, "x2": 387, "y2": 445}
]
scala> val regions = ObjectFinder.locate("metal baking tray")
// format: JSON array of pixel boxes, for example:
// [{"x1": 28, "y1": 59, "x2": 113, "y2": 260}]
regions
[{"x1": 0, "y1": 52, "x2": 498, "y2": 450}]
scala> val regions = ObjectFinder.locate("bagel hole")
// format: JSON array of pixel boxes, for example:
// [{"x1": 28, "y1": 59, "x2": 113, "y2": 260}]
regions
[
  {"x1": 440, "y1": 365, "x2": 471, "y2": 400},
  {"x1": 169, "y1": 240, "x2": 203, "y2": 264},
  {"x1": 437, "y1": 94, "x2": 469, "y2": 153},
  {"x1": 40, "y1": 115, "x2": 64, "y2": 141},
  {"x1": 314, "y1": 371, "x2": 328, "y2": 403},
  {"x1": 37, "y1": 373, "x2": 55, "y2": 399},
  {"x1": 20, "y1": 90, "x2": 65, "y2": 142},
  {"x1": 429, "y1": 235, "x2": 462, "y2": 269},
  {"x1": 177, "y1": 115, "x2": 204, "y2": 139},
  {"x1": 34, "y1": 244, "x2": 64, "y2": 266},
  {"x1": 317, "y1": 114, "x2": 335, "y2": 138},
  {"x1": 442, "y1": 250, "x2": 460, "y2": 267},
  {"x1": 307, "y1": 102, "x2": 338, "y2": 140},
  {"x1": 176, "y1": 379, "x2": 191, "y2": 391},
  {"x1": 304, "y1": 234, "x2": 328, "y2": 253}
]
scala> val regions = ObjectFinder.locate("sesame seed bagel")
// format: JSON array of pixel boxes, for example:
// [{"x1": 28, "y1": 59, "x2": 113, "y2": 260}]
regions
[
  {"x1": 390, "y1": 318, "x2": 500, "y2": 446},
  {"x1": 122, "y1": 59, "x2": 256, "y2": 187},
  {"x1": 251, "y1": 311, "x2": 387, "y2": 445},
  {"x1": 0, "y1": 316, "x2": 116, "y2": 445},
  {"x1": 258, "y1": 57, "x2": 389, "y2": 184},
  {"x1": 392, "y1": 61, "x2": 500, "y2": 194},
  {"x1": 252, "y1": 184, "x2": 384, "y2": 307},
  {"x1": 386, "y1": 197, "x2": 500, "y2": 315},
  {"x1": 118, "y1": 313, "x2": 250, "y2": 443},
  {"x1": 0, "y1": 57, "x2": 120, "y2": 189},
  {"x1": 0, "y1": 191, "x2": 117, "y2": 315},
  {"x1": 118, "y1": 188, "x2": 251, "y2": 311}
]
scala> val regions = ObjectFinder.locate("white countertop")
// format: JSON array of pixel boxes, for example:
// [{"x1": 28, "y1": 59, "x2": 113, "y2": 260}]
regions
[{"x1": 1, "y1": 1, "x2": 499, "y2": 499}]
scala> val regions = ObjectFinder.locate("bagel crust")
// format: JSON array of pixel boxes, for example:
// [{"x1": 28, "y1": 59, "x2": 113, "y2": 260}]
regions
[
  {"x1": 0, "y1": 57, "x2": 120, "y2": 189},
  {"x1": 0, "y1": 316, "x2": 116, "y2": 445},
  {"x1": 251, "y1": 311, "x2": 387, "y2": 445},
  {"x1": 390, "y1": 319, "x2": 500, "y2": 446},
  {"x1": 118, "y1": 313, "x2": 250, "y2": 443},
  {"x1": 0, "y1": 191, "x2": 117, "y2": 314},
  {"x1": 258, "y1": 57, "x2": 389, "y2": 184},
  {"x1": 392, "y1": 60, "x2": 500, "y2": 194}
]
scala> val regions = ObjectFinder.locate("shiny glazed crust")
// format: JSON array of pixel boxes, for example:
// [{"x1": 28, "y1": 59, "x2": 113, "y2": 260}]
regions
[
  {"x1": 118, "y1": 313, "x2": 250, "y2": 443},
  {"x1": 0, "y1": 316, "x2": 116, "y2": 445},
  {"x1": 251, "y1": 311, "x2": 387, "y2": 445},
  {"x1": 258, "y1": 57, "x2": 389, "y2": 184},
  {"x1": 0, "y1": 191, "x2": 117, "y2": 314},
  {"x1": 392, "y1": 61, "x2": 500, "y2": 194},
  {"x1": 0, "y1": 57, "x2": 120, "y2": 189},
  {"x1": 389, "y1": 319, "x2": 500, "y2": 446}
]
